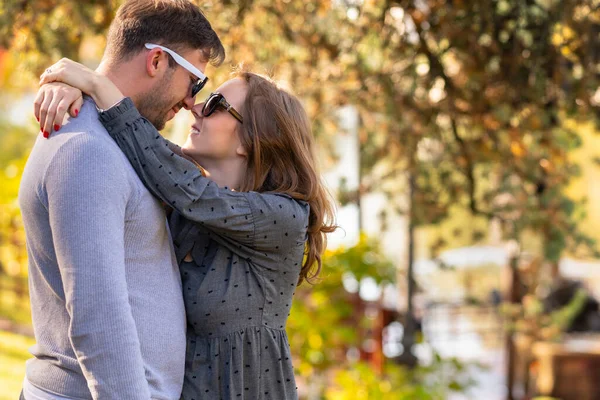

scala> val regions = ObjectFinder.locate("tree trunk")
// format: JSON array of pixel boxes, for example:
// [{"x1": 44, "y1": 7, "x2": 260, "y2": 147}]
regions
[
  {"x1": 397, "y1": 168, "x2": 418, "y2": 368},
  {"x1": 506, "y1": 250, "x2": 521, "y2": 400}
]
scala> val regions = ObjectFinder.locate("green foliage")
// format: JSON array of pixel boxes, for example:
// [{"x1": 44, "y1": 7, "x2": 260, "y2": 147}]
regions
[
  {"x1": 503, "y1": 289, "x2": 588, "y2": 341},
  {"x1": 325, "y1": 233, "x2": 396, "y2": 284},
  {"x1": 0, "y1": 119, "x2": 33, "y2": 303},
  {"x1": 0, "y1": 331, "x2": 35, "y2": 400},
  {"x1": 1, "y1": 0, "x2": 114, "y2": 78},
  {"x1": 549, "y1": 289, "x2": 588, "y2": 331},
  {"x1": 288, "y1": 235, "x2": 394, "y2": 376},
  {"x1": 326, "y1": 358, "x2": 475, "y2": 400},
  {"x1": 289, "y1": 236, "x2": 474, "y2": 397},
  {"x1": 0, "y1": 274, "x2": 30, "y2": 325}
]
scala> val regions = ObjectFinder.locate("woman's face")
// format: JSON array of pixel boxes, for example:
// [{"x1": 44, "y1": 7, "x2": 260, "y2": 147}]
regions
[{"x1": 182, "y1": 78, "x2": 248, "y2": 163}]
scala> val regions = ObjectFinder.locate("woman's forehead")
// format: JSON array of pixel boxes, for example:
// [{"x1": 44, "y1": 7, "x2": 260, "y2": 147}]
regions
[
  {"x1": 217, "y1": 78, "x2": 244, "y2": 92},
  {"x1": 217, "y1": 78, "x2": 248, "y2": 105}
]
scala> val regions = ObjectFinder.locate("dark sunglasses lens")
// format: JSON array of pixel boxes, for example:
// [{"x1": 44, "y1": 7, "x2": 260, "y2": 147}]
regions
[
  {"x1": 191, "y1": 78, "x2": 208, "y2": 97},
  {"x1": 202, "y1": 94, "x2": 222, "y2": 117},
  {"x1": 191, "y1": 83, "x2": 201, "y2": 98}
]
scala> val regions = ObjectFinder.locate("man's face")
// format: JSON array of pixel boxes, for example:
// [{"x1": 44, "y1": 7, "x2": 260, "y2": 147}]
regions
[{"x1": 137, "y1": 48, "x2": 208, "y2": 130}]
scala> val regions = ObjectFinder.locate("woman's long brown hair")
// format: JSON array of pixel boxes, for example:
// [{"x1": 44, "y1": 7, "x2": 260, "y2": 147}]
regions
[{"x1": 235, "y1": 71, "x2": 337, "y2": 285}]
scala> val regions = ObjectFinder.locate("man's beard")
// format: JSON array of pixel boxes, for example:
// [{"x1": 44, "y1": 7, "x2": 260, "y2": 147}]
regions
[{"x1": 136, "y1": 73, "x2": 177, "y2": 130}]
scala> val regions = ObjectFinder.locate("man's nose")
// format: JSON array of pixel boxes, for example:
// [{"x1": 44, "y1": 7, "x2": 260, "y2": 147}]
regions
[{"x1": 182, "y1": 95, "x2": 196, "y2": 111}]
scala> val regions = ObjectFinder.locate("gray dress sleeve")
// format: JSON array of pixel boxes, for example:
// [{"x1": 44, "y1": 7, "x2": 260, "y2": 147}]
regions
[{"x1": 98, "y1": 97, "x2": 310, "y2": 266}]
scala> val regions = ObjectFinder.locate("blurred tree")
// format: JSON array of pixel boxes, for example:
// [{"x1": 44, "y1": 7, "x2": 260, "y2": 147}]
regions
[
  {"x1": 4, "y1": 1, "x2": 599, "y2": 258},
  {"x1": 0, "y1": 0, "x2": 114, "y2": 89}
]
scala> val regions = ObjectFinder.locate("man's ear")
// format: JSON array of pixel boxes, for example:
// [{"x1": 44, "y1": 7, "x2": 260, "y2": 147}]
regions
[{"x1": 145, "y1": 49, "x2": 166, "y2": 78}]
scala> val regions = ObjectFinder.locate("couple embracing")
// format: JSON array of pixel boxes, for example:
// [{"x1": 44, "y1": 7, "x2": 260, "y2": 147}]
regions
[{"x1": 18, "y1": 1, "x2": 335, "y2": 399}]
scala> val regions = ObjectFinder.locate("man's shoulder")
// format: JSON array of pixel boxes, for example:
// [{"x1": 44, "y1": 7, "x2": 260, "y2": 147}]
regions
[
  {"x1": 53, "y1": 131, "x2": 122, "y2": 162},
  {"x1": 43, "y1": 124, "x2": 130, "y2": 185},
  {"x1": 60, "y1": 98, "x2": 108, "y2": 136},
  {"x1": 52, "y1": 100, "x2": 125, "y2": 160},
  {"x1": 40, "y1": 133, "x2": 136, "y2": 203}
]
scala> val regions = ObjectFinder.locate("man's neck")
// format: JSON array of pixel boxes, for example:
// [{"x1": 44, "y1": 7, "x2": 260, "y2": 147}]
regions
[{"x1": 96, "y1": 59, "x2": 142, "y2": 107}]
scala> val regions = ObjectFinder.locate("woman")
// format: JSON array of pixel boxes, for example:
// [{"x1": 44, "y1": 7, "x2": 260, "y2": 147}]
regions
[{"x1": 36, "y1": 59, "x2": 336, "y2": 399}]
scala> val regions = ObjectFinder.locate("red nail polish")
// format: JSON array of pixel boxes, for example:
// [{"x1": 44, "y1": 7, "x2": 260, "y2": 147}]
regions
[
  {"x1": 43, "y1": 131, "x2": 49, "y2": 138},
  {"x1": 74, "y1": 109, "x2": 79, "y2": 117},
  {"x1": 36, "y1": 116, "x2": 39, "y2": 122},
  {"x1": 54, "y1": 124, "x2": 60, "y2": 131}
]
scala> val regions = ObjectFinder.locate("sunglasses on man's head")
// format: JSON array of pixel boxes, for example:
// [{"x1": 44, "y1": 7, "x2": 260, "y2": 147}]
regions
[
  {"x1": 201, "y1": 92, "x2": 243, "y2": 123},
  {"x1": 145, "y1": 43, "x2": 208, "y2": 97}
]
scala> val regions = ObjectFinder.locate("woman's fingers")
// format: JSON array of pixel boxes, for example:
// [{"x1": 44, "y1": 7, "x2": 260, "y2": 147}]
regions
[
  {"x1": 33, "y1": 88, "x2": 46, "y2": 125},
  {"x1": 36, "y1": 58, "x2": 88, "y2": 137},
  {"x1": 52, "y1": 96, "x2": 73, "y2": 133},
  {"x1": 39, "y1": 90, "x2": 54, "y2": 138},
  {"x1": 36, "y1": 84, "x2": 84, "y2": 138},
  {"x1": 68, "y1": 96, "x2": 83, "y2": 118}
]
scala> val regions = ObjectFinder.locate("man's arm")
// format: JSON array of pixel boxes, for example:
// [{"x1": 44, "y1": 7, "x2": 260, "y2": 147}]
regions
[{"x1": 45, "y1": 134, "x2": 150, "y2": 399}]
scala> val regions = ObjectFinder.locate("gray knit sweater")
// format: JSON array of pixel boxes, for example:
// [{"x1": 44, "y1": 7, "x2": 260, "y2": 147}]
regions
[{"x1": 18, "y1": 98, "x2": 186, "y2": 399}]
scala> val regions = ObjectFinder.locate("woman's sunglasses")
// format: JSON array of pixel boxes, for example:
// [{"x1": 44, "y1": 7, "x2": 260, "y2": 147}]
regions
[{"x1": 201, "y1": 92, "x2": 243, "y2": 123}]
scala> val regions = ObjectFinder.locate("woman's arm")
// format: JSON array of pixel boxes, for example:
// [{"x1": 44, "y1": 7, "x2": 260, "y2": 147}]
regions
[
  {"x1": 99, "y1": 97, "x2": 309, "y2": 259},
  {"x1": 99, "y1": 97, "x2": 255, "y2": 242},
  {"x1": 39, "y1": 58, "x2": 124, "y2": 109}
]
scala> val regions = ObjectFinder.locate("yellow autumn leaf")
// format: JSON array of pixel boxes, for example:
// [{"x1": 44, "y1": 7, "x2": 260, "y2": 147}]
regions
[
  {"x1": 510, "y1": 141, "x2": 525, "y2": 157},
  {"x1": 309, "y1": 333, "x2": 323, "y2": 349}
]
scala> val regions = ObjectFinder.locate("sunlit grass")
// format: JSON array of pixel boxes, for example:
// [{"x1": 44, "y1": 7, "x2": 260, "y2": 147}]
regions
[{"x1": 0, "y1": 331, "x2": 33, "y2": 400}]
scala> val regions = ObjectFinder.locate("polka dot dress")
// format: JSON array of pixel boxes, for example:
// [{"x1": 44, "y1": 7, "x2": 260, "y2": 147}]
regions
[
  {"x1": 171, "y1": 205, "x2": 306, "y2": 400},
  {"x1": 99, "y1": 97, "x2": 308, "y2": 399}
]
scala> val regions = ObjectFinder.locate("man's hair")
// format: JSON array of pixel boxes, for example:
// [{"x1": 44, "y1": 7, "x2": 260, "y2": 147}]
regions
[{"x1": 105, "y1": 0, "x2": 225, "y2": 67}]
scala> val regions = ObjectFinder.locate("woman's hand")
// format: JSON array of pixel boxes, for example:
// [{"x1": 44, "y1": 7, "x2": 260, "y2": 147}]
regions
[
  {"x1": 34, "y1": 82, "x2": 83, "y2": 137},
  {"x1": 37, "y1": 58, "x2": 125, "y2": 136},
  {"x1": 39, "y1": 58, "x2": 102, "y2": 98}
]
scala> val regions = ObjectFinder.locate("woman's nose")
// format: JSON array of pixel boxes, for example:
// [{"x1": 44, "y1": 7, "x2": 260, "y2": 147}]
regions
[{"x1": 191, "y1": 102, "x2": 205, "y2": 120}]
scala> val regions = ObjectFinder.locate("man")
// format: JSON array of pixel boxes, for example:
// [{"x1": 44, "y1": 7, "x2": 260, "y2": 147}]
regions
[{"x1": 18, "y1": 1, "x2": 224, "y2": 399}]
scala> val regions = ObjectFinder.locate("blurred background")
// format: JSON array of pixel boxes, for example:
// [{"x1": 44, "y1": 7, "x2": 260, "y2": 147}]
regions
[{"x1": 2, "y1": 0, "x2": 600, "y2": 399}]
